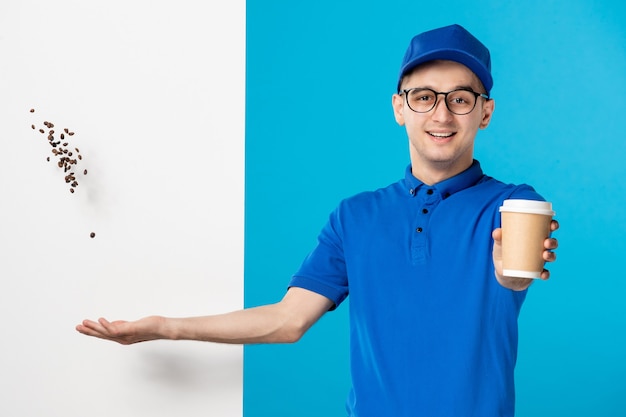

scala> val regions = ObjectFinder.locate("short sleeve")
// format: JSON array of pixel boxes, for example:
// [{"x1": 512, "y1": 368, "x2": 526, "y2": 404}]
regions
[{"x1": 289, "y1": 207, "x2": 349, "y2": 310}]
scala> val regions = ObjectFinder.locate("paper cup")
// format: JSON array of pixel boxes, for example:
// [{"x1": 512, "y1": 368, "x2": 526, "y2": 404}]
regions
[{"x1": 499, "y1": 199, "x2": 555, "y2": 279}]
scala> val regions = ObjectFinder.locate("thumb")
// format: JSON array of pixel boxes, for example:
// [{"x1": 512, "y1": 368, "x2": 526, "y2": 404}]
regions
[{"x1": 492, "y1": 228, "x2": 503, "y2": 263}]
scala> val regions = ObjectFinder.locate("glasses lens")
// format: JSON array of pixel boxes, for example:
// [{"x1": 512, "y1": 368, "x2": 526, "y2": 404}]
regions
[
  {"x1": 446, "y1": 89, "x2": 477, "y2": 115},
  {"x1": 406, "y1": 89, "x2": 437, "y2": 113}
]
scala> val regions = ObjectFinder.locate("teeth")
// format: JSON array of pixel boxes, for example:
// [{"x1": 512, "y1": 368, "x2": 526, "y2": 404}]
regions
[{"x1": 429, "y1": 132, "x2": 453, "y2": 138}]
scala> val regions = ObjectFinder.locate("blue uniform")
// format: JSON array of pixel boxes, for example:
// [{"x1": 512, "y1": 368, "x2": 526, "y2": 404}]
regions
[{"x1": 289, "y1": 160, "x2": 544, "y2": 417}]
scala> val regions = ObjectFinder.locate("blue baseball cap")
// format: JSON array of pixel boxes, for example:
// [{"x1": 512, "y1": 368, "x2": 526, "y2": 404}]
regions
[{"x1": 397, "y1": 24, "x2": 493, "y2": 95}]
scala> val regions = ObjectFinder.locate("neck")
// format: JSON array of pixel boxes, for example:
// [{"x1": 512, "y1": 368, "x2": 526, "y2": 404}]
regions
[{"x1": 410, "y1": 158, "x2": 473, "y2": 185}]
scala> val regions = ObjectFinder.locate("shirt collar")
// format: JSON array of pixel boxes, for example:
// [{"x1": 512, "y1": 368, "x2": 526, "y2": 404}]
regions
[{"x1": 404, "y1": 160, "x2": 484, "y2": 199}]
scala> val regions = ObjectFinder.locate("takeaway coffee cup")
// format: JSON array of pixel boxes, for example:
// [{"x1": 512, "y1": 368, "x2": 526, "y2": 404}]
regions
[{"x1": 498, "y1": 199, "x2": 555, "y2": 279}]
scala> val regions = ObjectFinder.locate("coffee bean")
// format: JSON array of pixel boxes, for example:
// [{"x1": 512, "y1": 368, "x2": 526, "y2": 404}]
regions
[
  {"x1": 31, "y1": 116, "x2": 90, "y2": 199},
  {"x1": 90, "y1": 232, "x2": 95, "y2": 238},
  {"x1": 29, "y1": 109, "x2": 35, "y2": 113}
]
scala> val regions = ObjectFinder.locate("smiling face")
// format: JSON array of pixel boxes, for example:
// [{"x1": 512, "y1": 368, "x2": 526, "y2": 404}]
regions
[{"x1": 392, "y1": 60, "x2": 495, "y2": 185}]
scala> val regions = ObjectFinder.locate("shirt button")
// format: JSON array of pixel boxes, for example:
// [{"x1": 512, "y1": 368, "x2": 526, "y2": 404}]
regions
[
  {"x1": 409, "y1": 189, "x2": 415, "y2": 196},
  {"x1": 422, "y1": 208, "x2": 428, "y2": 214},
  {"x1": 416, "y1": 227, "x2": 423, "y2": 233},
  {"x1": 426, "y1": 189, "x2": 434, "y2": 195}
]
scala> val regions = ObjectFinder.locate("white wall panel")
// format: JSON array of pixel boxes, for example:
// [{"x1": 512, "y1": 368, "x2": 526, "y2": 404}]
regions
[{"x1": 0, "y1": 1, "x2": 244, "y2": 416}]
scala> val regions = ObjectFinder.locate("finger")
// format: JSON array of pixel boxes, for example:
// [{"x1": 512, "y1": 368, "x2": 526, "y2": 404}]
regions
[
  {"x1": 98, "y1": 318, "x2": 129, "y2": 338},
  {"x1": 78, "y1": 318, "x2": 116, "y2": 337},
  {"x1": 544, "y1": 237, "x2": 558, "y2": 250},
  {"x1": 75, "y1": 322, "x2": 92, "y2": 335},
  {"x1": 539, "y1": 268, "x2": 551, "y2": 280},
  {"x1": 76, "y1": 320, "x2": 112, "y2": 339},
  {"x1": 79, "y1": 319, "x2": 100, "y2": 329},
  {"x1": 550, "y1": 219, "x2": 559, "y2": 231},
  {"x1": 98, "y1": 317, "x2": 111, "y2": 326},
  {"x1": 543, "y1": 250, "x2": 556, "y2": 262},
  {"x1": 492, "y1": 228, "x2": 502, "y2": 241},
  {"x1": 78, "y1": 319, "x2": 108, "y2": 334},
  {"x1": 98, "y1": 317, "x2": 113, "y2": 333}
]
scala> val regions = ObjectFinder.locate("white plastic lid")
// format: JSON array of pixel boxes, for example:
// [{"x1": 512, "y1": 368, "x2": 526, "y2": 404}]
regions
[{"x1": 499, "y1": 199, "x2": 555, "y2": 216}]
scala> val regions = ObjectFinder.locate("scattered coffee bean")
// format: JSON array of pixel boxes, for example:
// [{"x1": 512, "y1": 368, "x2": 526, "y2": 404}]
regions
[
  {"x1": 90, "y1": 232, "x2": 95, "y2": 238},
  {"x1": 30, "y1": 113, "x2": 88, "y2": 197}
]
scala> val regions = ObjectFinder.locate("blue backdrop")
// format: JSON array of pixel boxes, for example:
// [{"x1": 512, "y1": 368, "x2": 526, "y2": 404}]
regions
[{"x1": 245, "y1": 1, "x2": 626, "y2": 415}]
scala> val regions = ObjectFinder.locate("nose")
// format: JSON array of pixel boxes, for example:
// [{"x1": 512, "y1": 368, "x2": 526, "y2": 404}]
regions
[{"x1": 431, "y1": 96, "x2": 453, "y2": 122}]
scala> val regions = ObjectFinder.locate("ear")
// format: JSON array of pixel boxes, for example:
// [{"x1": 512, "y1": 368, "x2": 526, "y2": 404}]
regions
[
  {"x1": 392, "y1": 93, "x2": 405, "y2": 126},
  {"x1": 479, "y1": 98, "x2": 495, "y2": 129}
]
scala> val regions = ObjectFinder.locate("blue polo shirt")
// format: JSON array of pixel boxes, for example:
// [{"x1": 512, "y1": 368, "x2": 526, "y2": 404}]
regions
[{"x1": 289, "y1": 160, "x2": 544, "y2": 417}]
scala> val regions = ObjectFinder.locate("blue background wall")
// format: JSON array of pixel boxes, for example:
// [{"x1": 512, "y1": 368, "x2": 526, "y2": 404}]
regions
[{"x1": 245, "y1": 1, "x2": 626, "y2": 415}]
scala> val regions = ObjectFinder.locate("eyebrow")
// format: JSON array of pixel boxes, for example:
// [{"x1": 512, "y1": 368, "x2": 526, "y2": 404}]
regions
[{"x1": 405, "y1": 85, "x2": 477, "y2": 92}]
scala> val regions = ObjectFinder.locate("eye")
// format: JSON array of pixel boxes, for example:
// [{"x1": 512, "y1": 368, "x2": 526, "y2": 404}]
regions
[
  {"x1": 408, "y1": 89, "x2": 435, "y2": 102},
  {"x1": 448, "y1": 90, "x2": 474, "y2": 106}
]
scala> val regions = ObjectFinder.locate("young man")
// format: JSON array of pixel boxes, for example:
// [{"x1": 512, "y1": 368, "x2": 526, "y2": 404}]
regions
[{"x1": 77, "y1": 24, "x2": 559, "y2": 416}]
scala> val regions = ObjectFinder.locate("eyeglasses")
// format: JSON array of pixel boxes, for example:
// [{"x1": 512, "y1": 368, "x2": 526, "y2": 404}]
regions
[{"x1": 400, "y1": 88, "x2": 489, "y2": 115}]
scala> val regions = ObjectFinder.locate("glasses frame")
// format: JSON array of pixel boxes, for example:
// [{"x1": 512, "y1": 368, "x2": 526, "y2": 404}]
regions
[{"x1": 401, "y1": 87, "x2": 490, "y2": 115}]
